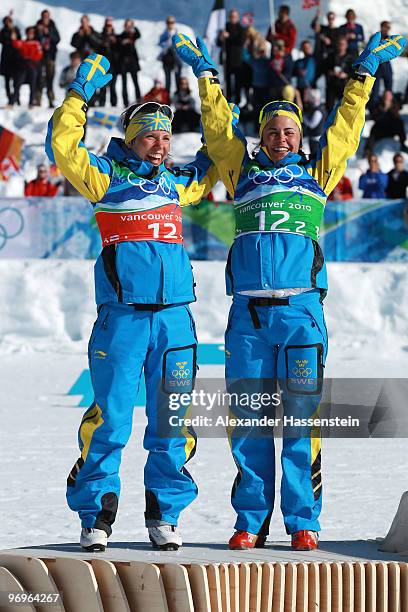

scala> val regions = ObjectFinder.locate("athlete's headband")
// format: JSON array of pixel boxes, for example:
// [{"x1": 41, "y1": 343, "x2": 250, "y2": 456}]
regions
[
  {"x1": 259, "y1": 100, "x2": 303, "y2": 137},
  {"x1": 124, "y1": 102, "x2": 173, "y2": 144}
]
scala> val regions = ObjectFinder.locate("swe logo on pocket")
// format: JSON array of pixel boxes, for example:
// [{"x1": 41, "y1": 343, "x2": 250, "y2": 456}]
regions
[{"x1": 285, "y1": 344, "x2": 323, "y2": 395}]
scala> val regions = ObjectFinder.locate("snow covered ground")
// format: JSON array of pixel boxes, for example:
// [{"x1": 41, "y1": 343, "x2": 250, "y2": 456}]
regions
[{"x1": 1, "y1": 260, "x2": 408, "y2": 550}]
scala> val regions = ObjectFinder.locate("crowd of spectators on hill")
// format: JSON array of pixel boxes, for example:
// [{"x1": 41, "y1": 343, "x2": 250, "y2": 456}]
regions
[{"x1": 1, "y1": 6, "x2": 408, "y2": 200}]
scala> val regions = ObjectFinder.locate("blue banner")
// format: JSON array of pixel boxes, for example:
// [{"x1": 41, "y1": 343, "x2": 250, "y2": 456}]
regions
[
  {"x1": 0, "y1": 197, "x2": 407, "y2": 262},
  {"x1": 321, "y1": 199, "x2": 408, "y2": 262}
]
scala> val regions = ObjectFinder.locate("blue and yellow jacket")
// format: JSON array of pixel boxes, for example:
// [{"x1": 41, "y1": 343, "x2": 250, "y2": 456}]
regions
[
  {"x1": 45, "y1": 91, "x2": 218, "y2": 306},
  {"x1": 198, "y1": 75, "x2": 375, "y2": 295}
]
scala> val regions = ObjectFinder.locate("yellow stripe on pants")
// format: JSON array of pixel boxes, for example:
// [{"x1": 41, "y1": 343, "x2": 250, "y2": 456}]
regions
[{"x1": 79, "y1": 404, "x2": 104, "y2": 462}]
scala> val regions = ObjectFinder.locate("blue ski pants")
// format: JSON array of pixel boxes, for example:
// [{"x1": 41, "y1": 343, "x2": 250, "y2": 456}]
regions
[
  {"x1": 66, "y1": 302, "x2": 198, "y2": 534},
  {"x1": 225, "y1": 290, "x2": 328, "y2": 536}
]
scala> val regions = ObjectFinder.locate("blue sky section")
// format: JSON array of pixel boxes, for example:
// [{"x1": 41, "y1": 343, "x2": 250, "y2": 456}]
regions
[{"x1": 40, "y1": 0, "x2": 270, "y2": 36}]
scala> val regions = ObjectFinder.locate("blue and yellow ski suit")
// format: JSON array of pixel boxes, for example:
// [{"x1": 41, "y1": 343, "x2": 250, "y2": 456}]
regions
[
  {"x1": 45, "y1": 91, "x2": 217, "y2": 534},
  {"x1": 199, "y1": 74, "x2": 374, "y2": 536}
]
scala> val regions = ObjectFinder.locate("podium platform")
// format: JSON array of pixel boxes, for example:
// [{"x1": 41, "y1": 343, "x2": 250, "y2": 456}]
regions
[{"x1": 1, "y1": 541, "x2": 407, "y2": 611}]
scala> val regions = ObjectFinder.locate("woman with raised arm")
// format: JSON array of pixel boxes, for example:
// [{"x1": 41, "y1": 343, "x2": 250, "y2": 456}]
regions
[
  {"x1": 173, "y1": 32, "x2": 406, "y2": 551},
  {"x1": 45, "y1": 53, "x2": 218, "y2": 552}
]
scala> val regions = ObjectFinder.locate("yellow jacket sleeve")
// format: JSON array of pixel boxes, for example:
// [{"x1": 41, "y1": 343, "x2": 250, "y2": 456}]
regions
[
  {"x1": 46, "y1": 92, "x2": 111, "y2": 202},
  {"x1": 198, "y1": 77, "x2": 246, "y2": 198},
  {"x1": 174, "y1": 145, "x2": 220, "y2": 207},
  {"x1": 308, "y1": 76, "x2": 375, "y2": 195}
]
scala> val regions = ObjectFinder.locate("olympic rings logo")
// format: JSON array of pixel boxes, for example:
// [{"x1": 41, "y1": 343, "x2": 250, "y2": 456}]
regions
[
  {"x1": 292, "y1": 367, "x2": 313, "y2": 378},
  {"x1": 127, "y1": 172, "x2": 172, "y2": 195},
  {"x1": 171, "y1": 368, "x2": 191, "y2": 378},
  {"x1": 248, "y1": 167, "x2": 272, "y2": 184},
  {"x1": 248, "y1": 165, "x2": 304, "y2": 185},
  {"x1": 0, "y1": 207, "x2": 24, "y2": 250}
]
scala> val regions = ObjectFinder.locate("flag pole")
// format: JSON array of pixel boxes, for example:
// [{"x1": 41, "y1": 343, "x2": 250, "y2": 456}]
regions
[
  {"x1": 268, "y1": 0, "x2": 275, "y2": 34},
  {"x1": 221, "y1": 0, "x2": 227, "y2": 95}
]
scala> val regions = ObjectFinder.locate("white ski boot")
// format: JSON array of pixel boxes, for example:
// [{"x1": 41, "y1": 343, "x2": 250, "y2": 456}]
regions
[
  {"x1": 148, "y1": 525, "x2": 182, "y2": 550},
  {"x1": 80, "y1": 528, "x2": 108, "y2": 552}
]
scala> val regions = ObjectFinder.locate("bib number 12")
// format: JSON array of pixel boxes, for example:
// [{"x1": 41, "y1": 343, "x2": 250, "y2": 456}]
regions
[
  {"x1": 147, "y1": 222, "x2": 178, "y2": 239},
  {"x1": 254, "y1": 210, "x2": 307, "y2": 234},
  {"x1": 255, "y1": 210, "x2": 290, "y2": 231}
]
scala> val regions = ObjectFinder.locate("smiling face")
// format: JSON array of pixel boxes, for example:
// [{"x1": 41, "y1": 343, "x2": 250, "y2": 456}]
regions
[
  {"x1": 130, "y1": 130, "x2": 171, "y2": 166},
  {"x1": 261, "y1": 115, "x2": 301, "y2": 162}
]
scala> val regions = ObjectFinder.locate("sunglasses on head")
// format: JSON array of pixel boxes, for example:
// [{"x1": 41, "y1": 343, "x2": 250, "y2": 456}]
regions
[
  {"x1": 127, "y1": 102, "x2": 174, "y2": 126},
  {"x1": 259, "y1": 100, "x2": 303, "y2": 124}
]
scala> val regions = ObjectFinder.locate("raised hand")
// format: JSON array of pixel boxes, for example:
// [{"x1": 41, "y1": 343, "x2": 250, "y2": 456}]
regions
[
  {"x1": 69, "y1": 53, "x2": 112, "y2": 103},
  {"x1": 353, "y1": 32, "x2": 407, "y2": 76},
  {"x1": 172, "y1": 33, "x2": 218, "y2": 77}
]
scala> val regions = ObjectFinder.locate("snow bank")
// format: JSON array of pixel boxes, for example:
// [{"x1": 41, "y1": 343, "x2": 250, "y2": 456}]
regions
[{"x1": 1, "y1": 260, "x2": 408, "y2": 375}]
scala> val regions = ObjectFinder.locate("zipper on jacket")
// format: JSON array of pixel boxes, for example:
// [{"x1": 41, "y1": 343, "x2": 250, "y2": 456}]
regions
[
  {"x1": 158, "y1": 252, "x2": 167, "y2": 304},
  {"x1": 271, "y1": 233, "x2": 275, "y2": 289}
]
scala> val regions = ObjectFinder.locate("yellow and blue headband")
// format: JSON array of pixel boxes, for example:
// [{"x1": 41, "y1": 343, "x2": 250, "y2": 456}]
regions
[
  {"x1": 259, "y1": 100, "x2": 303, "y2": 137},
  {"x1": 125, "y1": 110, "x2": 172, "y2": 145}
]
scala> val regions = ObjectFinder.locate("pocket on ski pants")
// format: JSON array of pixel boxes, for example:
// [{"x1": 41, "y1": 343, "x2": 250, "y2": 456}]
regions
[
  {"x1": 285, "y1": 343, "x2": 324, "y2": 395},
  {"x1": 162, "y1": 344, "x2": 197, "y2": 395}
]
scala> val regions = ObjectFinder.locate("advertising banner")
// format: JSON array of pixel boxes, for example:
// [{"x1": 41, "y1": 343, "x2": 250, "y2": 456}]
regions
[{"x1": 0, "y1": 197, "x2": 406, "y2": 262}]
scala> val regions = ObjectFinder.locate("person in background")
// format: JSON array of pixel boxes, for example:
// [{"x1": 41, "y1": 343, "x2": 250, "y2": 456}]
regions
[
  {"x1": 368, "y1": 21, "x2": 393, "y2": 111},
  {"x1": 99, "y1": 17, "x2": 119, "y2": 107},
  {"x1": 172, "y1": 76, "x2": 200, "y2": 133},
  {"x1": 367, "y1": 97, "x2": 408, "y2": 153},
  {"x1": 369, "y1": 88, "x2": 393, "y2": 121},
  {"x1": 24, "y1": 163, "x2": 60, "y2": 196},
  {"x1": 59, "y1": 51, "x2": 81, "y2": 91},
  {"x1": 217, "y1": 9, "x2": 246, "y2": 105},
  {"x1": 0, "y1": 14, "x2": 21, "y2": 106},
  {"x1": 240, "y1": 24, "x2": 259, "y2": 113},
  {"x1": 312, "y1": 10, "x2": 338, "y2": 61},
  {"x1": 324, "y1": 35, "x2": 354, "y2": 112},
  {"x1": 118, "y1": 19, "x2": 141, "y2": 106},
  {"x1": 242, "y1": 37, "x2": 271, "y2": 131},
  {"x1": 266, "y1": 5, "x2": 297, "y2": 55},
  {"x1": 302, "y1": 88, "x2": 326, "y2": 156},
  {"x1": 35, "y1": 9, "x2": 60, "y2": 108},
  {"x1": 293, "y1": 40, "x2": 316, "y2": 103},
  {"x1": 328, "y1": 175, "x2": 353, "y2": 200},
  {"x1": 386, "y1": 153, "x2": 408, "y2": 199},
  {"x1": 71, "y1": 15, "x2": 101, "y2": 60},
  {"x1": 12, "y1": 26, "x2": 43, "y2": 108},
  {"x1": 142, "y1": 78, "x2": 170, "y2": 105},
  {"x1": 338, "y1": 9, "x2": 364, "y2": 59},
  {"x1": 158, "y1": 16, "x2": 181, "y2": 94},
  {"x1": 269, "y1": 39, "x2": 293, "y2": 100},
  {"x1": 359, "y1": 154, "x2": 388, "y2": 198}
]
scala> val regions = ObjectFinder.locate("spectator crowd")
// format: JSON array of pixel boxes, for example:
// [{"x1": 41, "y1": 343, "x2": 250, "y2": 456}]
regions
[{"x1": 1, "y1": 6, "x2": 408, "y2": 201}]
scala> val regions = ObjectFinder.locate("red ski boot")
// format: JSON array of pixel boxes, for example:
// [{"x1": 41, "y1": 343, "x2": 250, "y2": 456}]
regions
[
  {"x1": 228, "y1": 530, "x2": 266, "y2": 550},
  {"x1": 291, "y1": 530, "x2": 319, "y2": 551}
]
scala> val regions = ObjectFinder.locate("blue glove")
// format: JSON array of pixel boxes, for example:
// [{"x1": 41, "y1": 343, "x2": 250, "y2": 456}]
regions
[
  {"x1": 172, "y1": 34, "x2": 218, "y2": 77},
  {"x1": 69, "y1": 53, "x2": 113, "y2": 103},
  {"x1": 353, "y1": 32, "x2": 407, "y2": 76}
]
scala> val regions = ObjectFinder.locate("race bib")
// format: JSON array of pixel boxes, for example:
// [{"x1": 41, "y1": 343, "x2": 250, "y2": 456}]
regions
[
  {"x1": 95, "y1": 203, "x2": 183, "y2": 246},
  {"x1": 234, "y1": 191, "x2": 325, "y2": 241}
]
